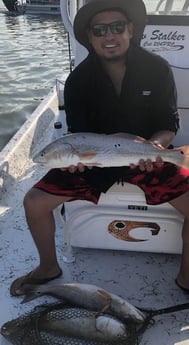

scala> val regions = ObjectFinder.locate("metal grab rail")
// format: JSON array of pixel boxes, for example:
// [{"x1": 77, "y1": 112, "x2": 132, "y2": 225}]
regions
[
  {"x1": 59, "y1": 0, "x2": 88, "y2": 68},
  {"x1": 60, "y1": 0, "x2": 75, "y2": 37}
]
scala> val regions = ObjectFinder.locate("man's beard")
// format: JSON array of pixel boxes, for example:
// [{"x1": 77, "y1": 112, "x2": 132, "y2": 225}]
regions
[
  {"x1": 104, "y1": 55, "x2": 122, "y2": 62},
  {"x1": 102, "y1": 52, "x2": 126, "y2": 63}
]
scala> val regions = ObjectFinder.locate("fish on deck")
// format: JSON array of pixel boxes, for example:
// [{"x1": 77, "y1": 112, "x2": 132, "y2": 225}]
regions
[
  {"x1": 2, "y1": 300, "x2": 189, "y2": 345},
  {"x1": 21, "y1": 282, "x2": 146, "y2": 324},
  {"x1": 33, "y1": 132, "x2": 189, "y2": 170},
  {"x1": 0, "y1": 303, "x2": 138, "y2": 345}
]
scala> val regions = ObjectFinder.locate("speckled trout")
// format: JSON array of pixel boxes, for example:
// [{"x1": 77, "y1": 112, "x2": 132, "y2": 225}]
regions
[
  {"x1": 21, "y1": 282, "x2": 146, "y2": 323},
  {"x1": 33, "y1": 132, "x2": 189, "y2": 169}
]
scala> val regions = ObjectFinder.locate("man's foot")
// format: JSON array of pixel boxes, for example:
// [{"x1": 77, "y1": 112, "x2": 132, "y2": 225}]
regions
[
  {"x1": 10, "y1": 268, "x2": 63, "y2": 296},
  {"x1": 175, "y1": 278, "x2": 189, "y2": 293}
]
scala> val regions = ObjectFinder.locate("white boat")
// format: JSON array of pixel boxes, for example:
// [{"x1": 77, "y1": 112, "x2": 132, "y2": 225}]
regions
[
  {"x1": 16, "y1": 0, "x2": 61, "y2": 15},
  {"x1": 1, "y1": 0, "x2": 189, "y2": 344},
  {"x1": 2, "y1": 0, "x2": 61, "y2": 14}
]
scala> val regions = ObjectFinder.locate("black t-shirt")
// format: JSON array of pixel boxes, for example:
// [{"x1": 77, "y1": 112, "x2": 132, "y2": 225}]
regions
[
  {"x1": 64, "y1": 44, "x2": 179, "y2": 139},
  {"x1": 62, "y1": 45, "x2": 180, "y2": 193}
]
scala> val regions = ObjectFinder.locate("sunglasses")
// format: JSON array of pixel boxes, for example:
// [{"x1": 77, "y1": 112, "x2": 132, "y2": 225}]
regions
[{"x1": 90, "y1": 21, "x2": 128, "y2": 37}]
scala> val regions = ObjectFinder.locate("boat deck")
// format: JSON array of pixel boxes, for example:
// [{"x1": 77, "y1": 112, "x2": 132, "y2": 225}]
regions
[
  {"x1": 0, "y1": 84, "x2": 188, "y2": 344},
  {"x1": 1, "y1": 0, "x2": 189, "y2": 342},
  {"x1": 0, "y1": 157, "x2": 189, "y2": 344}
]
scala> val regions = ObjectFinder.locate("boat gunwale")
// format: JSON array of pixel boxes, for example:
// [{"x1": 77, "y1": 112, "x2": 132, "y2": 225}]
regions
[{"x1": 0, "y1": 87, "x2": 58, "y2": 200}]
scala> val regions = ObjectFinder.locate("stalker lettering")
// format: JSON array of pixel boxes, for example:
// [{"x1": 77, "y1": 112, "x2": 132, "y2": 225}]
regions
[{"x1": 151, "y1": 30, "x2": 185, "y2": 41}]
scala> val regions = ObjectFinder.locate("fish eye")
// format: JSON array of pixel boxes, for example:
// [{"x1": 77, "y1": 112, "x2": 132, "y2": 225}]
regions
[{"x1": 40, "y1": 151, "x2": 46, "y2": 157}]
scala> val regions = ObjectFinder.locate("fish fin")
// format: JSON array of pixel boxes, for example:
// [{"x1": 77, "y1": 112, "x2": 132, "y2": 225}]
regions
[
  {"x1": 95, "y1": 305, "x2": 110, "y2": 318},
  {"x1": 78, "y1": 151, "x2": 97, "y2": 161},
  {"x1": 175, "y1": 145, "x2": 189, "y2": 170},
  {"x1": 20, "y1": 284, "x2": 42, "y2": 304},
  {"x1": 21, "y1": 291, "x2": 37, "y2": 304},
  {"x1": 98, "y1": 289, "x2": 112, "y2": 303},
  {"x1": 111, "y1": 132, "x2": 147, "y2": 143},
  {"x1": 96, "y1": 290, "x2": 112, "y2": 317}
]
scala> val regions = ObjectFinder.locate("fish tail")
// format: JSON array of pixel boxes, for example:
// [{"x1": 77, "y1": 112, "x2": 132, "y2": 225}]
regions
[
  {"x1": 21, "y1": 285, "x2": 40, "y2": 304},
  {"x1": 176, "y1": 145, "x2": 189, "y2": 170}
]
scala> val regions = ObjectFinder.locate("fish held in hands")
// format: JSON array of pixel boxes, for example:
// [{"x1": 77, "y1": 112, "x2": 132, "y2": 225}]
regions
[
  {"x1": 33, "y1": 132, "x2": 189, "y2": 170},
  {"x1": 21, "y1": 282, "x2": 146, "y2": 323}
]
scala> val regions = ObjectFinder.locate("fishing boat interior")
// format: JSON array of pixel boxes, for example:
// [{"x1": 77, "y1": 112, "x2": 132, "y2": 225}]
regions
[{"x1": 0, "y1": 0, "x2": 189, "y2": 344}]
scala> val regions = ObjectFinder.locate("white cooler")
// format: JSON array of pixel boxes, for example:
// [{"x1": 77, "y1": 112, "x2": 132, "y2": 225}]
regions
[{"x1": 61, "y1": 183, "x2": 184, "y2": 262}]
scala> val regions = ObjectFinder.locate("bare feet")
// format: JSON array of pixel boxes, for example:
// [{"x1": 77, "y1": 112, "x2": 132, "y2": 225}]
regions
[{"x1": 176, "y1": 276, "x2": 189, "y2": 292}]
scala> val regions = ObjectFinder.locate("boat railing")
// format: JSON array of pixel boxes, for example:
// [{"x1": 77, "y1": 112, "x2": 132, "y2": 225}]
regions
[
  {"x1": 26, "y1": 0, "x2": 60, "y2": 4},
  {"x1": 144, "y1": 0, "x2": 189, "y2": 15},
  {"x1": 60, "y1": 0, "x2": 88, "y2": 65}
]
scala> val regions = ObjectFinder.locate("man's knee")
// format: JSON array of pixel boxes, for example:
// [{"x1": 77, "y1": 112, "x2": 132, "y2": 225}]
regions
[{"x1": 23, "y1": 188, "x2": 41, "y2": 210}]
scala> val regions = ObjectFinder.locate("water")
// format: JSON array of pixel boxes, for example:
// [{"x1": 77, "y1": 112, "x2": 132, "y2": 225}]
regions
[{"x1": 0, "y1": 0, "x2": 70, "y2": 151}]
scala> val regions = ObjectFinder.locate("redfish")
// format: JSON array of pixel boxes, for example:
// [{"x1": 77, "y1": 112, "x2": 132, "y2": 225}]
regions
[
  {"x1": 33, "y1": 132, "x2": 189, "y2": 169},
  {"x1": 0, "y1": 303, "x2": 129, "y2": 344},
  {"x1": 21, "y1": 282, "x2": 146, "y2": 323}
]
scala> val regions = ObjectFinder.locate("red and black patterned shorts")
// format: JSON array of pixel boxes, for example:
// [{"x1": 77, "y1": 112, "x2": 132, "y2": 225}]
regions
[{"x1": 33, "y1": 163, "x2": 189, "y2": 205}]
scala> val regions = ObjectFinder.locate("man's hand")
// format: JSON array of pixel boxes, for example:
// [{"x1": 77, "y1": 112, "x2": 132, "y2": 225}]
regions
[
  {"x1": 130, "y1": 156, "x2": 164, "y2": 172},
  {"x1": 60, "y1": 163, "x2": 93, "y2": 173},
  {"x1": 129, "y1": 132, "x2": 173, "y2": 173}
]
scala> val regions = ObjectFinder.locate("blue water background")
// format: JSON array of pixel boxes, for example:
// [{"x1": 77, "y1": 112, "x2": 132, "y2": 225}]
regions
[{"x1": 0, "y1": 0, "x2": 70, "y2": 151}]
